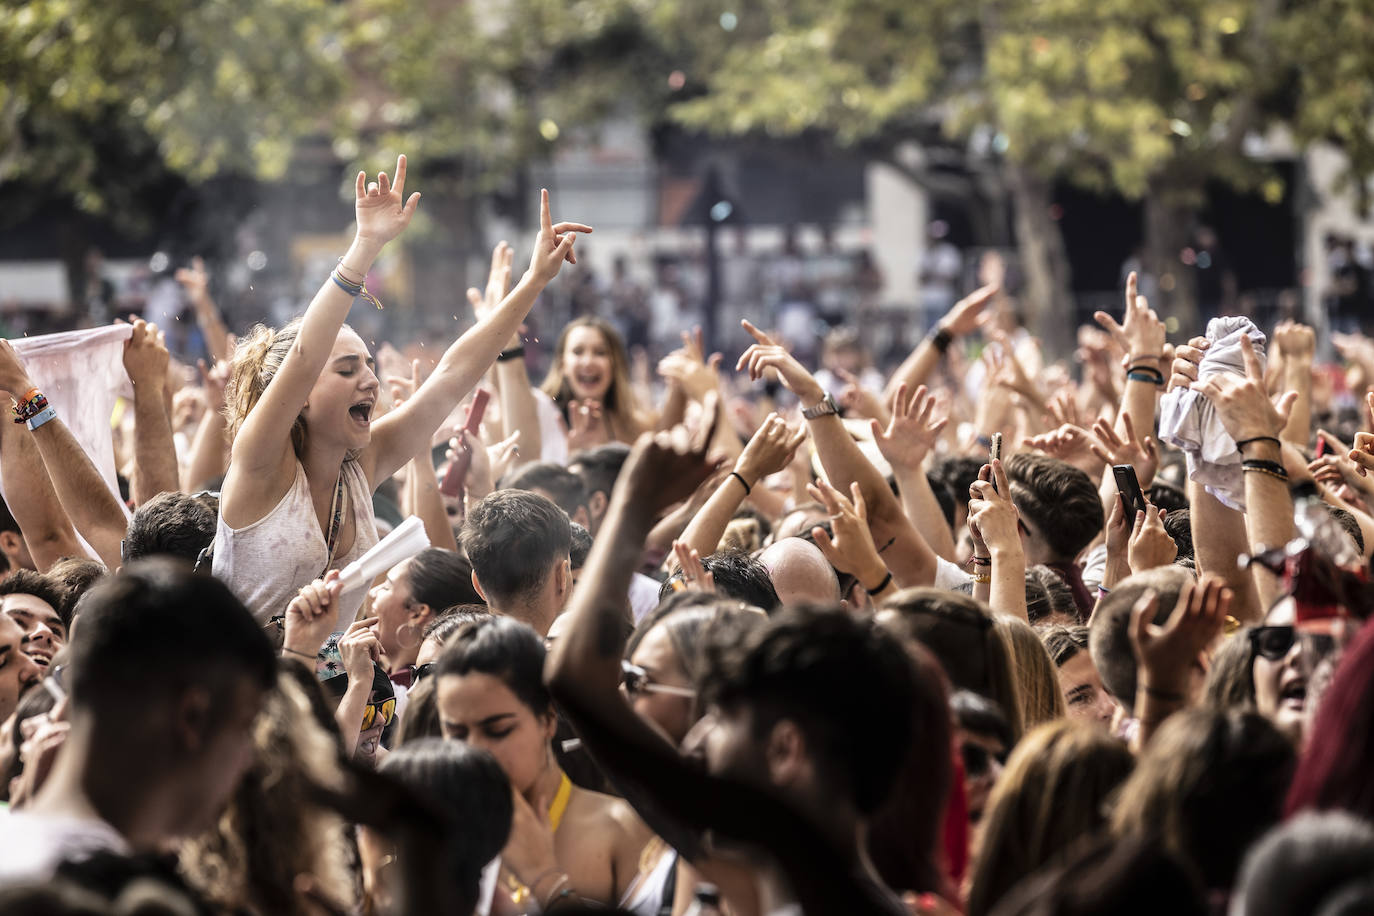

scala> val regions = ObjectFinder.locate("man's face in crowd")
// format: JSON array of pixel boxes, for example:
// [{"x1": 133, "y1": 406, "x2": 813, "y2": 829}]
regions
[
  {"x1": 1, "y1": 593, "x2": 65, "y2": 669},
  {"x1": 173, "y1": 677, "x2": 265, "y2": 837},
  {"x1": 681, "y1": 703, "x2": 773, "y2": 793},
  {"x1": 0, "y1": 615, "x2": 41, "y2": 723}
]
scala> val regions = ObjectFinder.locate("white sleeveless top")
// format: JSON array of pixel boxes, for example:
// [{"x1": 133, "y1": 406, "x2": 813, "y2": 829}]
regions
[{"x1": 213, "y1": 458, "x2": 378, "y2": 632}]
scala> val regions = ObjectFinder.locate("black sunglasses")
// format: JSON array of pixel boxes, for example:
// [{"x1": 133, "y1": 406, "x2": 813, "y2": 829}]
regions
[
  {"x1": 1249, "y1": 625, "x2": 1336, "y2": 662},
  {"x1": 961, "y1": 740, "x2": 1007, "y2": 778},
  {"x1": 412, "y1": 662, "x2": 436, "y2": 684}
]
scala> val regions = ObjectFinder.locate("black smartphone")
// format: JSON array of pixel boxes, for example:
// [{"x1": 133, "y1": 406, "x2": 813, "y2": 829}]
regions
[
  {"x1": 1113, "y1": 464, "x2": 1148, "y2": 519},
  {"x1": 989, "y1": 432, "x2": 1003, "y2": 492}
]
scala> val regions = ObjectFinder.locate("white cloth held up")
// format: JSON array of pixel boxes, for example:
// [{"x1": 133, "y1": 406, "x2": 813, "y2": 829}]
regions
[{"x1": 1157, "y1": 317, "x2": 1267, "y2": 511}]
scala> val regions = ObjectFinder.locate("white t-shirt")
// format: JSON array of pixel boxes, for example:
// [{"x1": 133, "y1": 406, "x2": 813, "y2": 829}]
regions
[{"x1": 0, "y1": 809, "x2": 129, "y2": 882}]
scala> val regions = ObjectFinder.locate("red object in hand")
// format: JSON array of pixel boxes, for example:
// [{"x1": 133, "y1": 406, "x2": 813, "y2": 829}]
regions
[{"x1": 440, "y1": 388, "x2": 490, "y2": 498}]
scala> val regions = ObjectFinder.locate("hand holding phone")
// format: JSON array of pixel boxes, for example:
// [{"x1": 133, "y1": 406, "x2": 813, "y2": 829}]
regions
[
  {"x1": 440, "y1": 389, "x2": 491, "y2": 498},
  {"x1": 1113, "y1": 464, "x2": 1148, "y2": 520}
]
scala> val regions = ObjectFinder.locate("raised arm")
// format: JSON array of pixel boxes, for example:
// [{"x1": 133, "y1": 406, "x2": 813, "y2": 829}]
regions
[
  {"x1": 365, "y1": 191, "x2": 588, "y2": 484},
  {"x1": 227, "y1": 155, "x2": 420, "y2": 483},
  {"x1": 871, "y1": 384, "x2": 958, "y2": 562},
  {"x1": 1095, "y1": 271, "x2": 1166, "y2": 444},
  {"x1": 678, "y1": 413, "x2": 804, "y2": 558},
  {"x1": 967, "y1": 460, "x2": 1028, "y2": 622},
  {"x1": 182, "y1": 359, "x2": 230, "y2": 491},
  {"x1": 883, "y1": 284, "x2": 998, "y2": 404},
  {"x1": 0, "y1": 416, "x2": 83, "y2": 571},
  {"x1": 0, "y1": 341, "x2": 126, "y2": 569},
  {"x1": 1272, "y1": 321, "x2": 1315, "y2": 448},
  {"x1": 123, "y1": 319, "x2": 181, "y2": 504},
  {"x1": 739, "y1": 321, "x2": 939, "y2": 587},
  {"x1": 175, "y1": 256, "x2": 233, "y2": 365},
  {"x1": 468, "y1": 241, "x2": 542, "y2": 469},
  {"x1": 1194, "y1": 336, "x2": 1298, "y2": 617}
]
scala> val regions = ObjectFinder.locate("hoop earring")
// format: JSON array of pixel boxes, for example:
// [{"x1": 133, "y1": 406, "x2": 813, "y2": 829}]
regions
[{"x1": 396, "y1": 620, "x2": 423, "y2": 650}]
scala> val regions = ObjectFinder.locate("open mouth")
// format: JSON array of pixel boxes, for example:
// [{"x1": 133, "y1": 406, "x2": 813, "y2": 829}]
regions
[
  {"x1": 349, "y1": 401, "x2": 374, "y2": 425},
  {"x1": 1279, "y1": 679, "x2": 1307, "y2": 707},
  {"x1": 574, "y1": 373, "x2": 604, "y2": 390},
  {"x1": 26, "y1": 647, "x2": 52, "y2": 668}
]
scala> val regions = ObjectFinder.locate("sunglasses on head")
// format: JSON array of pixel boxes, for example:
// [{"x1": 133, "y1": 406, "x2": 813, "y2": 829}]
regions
[
  {"x1": 620, "y1": 661, "x2": 697, "y2": 699},
  {"x1": 412, "y1": 662, "x2": 436, "y2": 684},
  {"x1": 362, "y1": 696, "x2": 397, "y2": 731},
  {"x1": 1249, "y1": 625, "x2": 1336, "y2": 662}
]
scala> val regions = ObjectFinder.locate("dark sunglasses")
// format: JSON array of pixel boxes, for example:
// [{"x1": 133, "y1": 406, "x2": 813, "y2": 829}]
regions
[
  {"x1": 1249, "y1": 625, "x2": 1336, "y2": 662},
  {"x1": 412, "y1": 662, "x2": 436, "y2": 684},
  {"x1": 362, "y1": 696, "x2": 397, "y2": 731},
  {"x1": 620, "y1": 661, "x2": 697, "y2": 699},
  {"x1": 961, "y1": 741, "x2": 1007, "y2": 779}
]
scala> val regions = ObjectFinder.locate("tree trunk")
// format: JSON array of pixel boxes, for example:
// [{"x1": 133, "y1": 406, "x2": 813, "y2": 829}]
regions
[
  {"x1": 1143, "y1": 181, "x2": 1200, "y2": 335},
  {"x1": 1005, "y1": 161, "x2": 1075, "y2": 360}
]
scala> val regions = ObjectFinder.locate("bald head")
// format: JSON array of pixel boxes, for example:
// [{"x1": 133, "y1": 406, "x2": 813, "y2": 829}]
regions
[{"x1": 758, "y1": 538, "x2": 841, "y2": 607}]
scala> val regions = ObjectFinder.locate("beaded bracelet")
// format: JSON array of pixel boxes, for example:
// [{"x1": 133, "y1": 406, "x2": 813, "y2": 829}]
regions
[{"x1": 12, "y1": 388, "x2": 48, "y2": 424}]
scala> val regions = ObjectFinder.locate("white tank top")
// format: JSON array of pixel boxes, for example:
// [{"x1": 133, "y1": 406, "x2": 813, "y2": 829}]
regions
[{"x1": 212, "y1": 458, "x2": 378, "y2": 632}]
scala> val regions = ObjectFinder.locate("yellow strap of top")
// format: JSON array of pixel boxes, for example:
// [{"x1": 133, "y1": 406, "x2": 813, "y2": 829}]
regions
[{"x1": 547, "y1": 773, "x2": 573, "y2": 833}]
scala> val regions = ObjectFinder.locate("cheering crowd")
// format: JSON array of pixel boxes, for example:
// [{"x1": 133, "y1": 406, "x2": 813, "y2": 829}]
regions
[{"x1": 1, "y1": 154, "x2": 1374, "y2": 915}]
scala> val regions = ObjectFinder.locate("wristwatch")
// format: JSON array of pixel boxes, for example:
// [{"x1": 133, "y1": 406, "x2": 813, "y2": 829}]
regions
[{"x1": 801, "y1": 392, "x2": 840, "y2": 421}]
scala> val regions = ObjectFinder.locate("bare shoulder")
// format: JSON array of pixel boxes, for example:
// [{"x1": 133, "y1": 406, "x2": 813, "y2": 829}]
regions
[{"x1": 567, "y1": 788, "x2": 652, "y2": 848}]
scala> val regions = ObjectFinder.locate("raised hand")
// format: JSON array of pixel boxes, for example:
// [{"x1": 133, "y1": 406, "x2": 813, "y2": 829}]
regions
[
  {"x1": 658, "y1": 327, "x2": 722, "y2": 403},
  {"x1": 966, "y1": 459, "x2": 1021, "y2": 557},
  {"x1": 835, "y1": 367, "x2": 887, "y2": 422},
  {"x1": 809, "y1": 478, "x2": 888, "y2": 588},
  {"x1": 672, "y1": 539, "x2": 716, "y2": 593},
  {"x1": 619, "y1": 393, "x2": 724, "y2": 517},
  {"x1": 566, "y1": 399, "x2": 610, "y2": 452},
  {"x1": 197, "y1": 358, "x2": 231, "y2": 412},
  {"x1": 122, "y1": 318, "x2": 170, "y2": 388},
  {"x1": 1193, "y1": 336, "x2": 1296, "y2": 444},
  {"x1": 1022, "y1": 423, "x2": 1100, "y2": 478},
  {"x1": 937, "y1": 283, "x2": 1000, "y2": 338},
  {"x1": 737, "y1": 320, "x2": 823, "y2": 403},
  {"x1": 1131, "y1": 576, "x2": 1231, "y2": 695},
  {"x1": 283, "y1": 570, "x2": 342, "y2": 661},
  {"x1": 734, "y1": 412, "x2": 807, "y2": 491},
  {"x1": 1089, "y1": 412, "x2": 1159, "y2": 486},
  {"x1": 1128, "y1": 504, "x2": 1176, "y2": 573},
  {"x1": 354, "y1": 154, "x2": 422, "y2": 247},
  {"x1": 528, "y1": 189, "x2": 593, "y2": 285},
  {"x1": 1349, "y1": 392, "x2": 1374, "y2": 478},
  {"x1": 872, "y1": 383, "x2": 947, "y2": 473},
  {"x1": 1272, "y1": 320, "x2": 1315, "y2": 364},
  {"x1": 174, "y1": 255, "x2": 211, "y2": 306},
  {"x1": 1095, "y1": 271, "x2": 1167, "y2": 362},
  {"x1": 467, "y1": 240, "x2": 515, "y2": 321},
  {"x1": 1168, "y1": 335, "x2": 1211, "y2": 392},
  {"x1": 339, "y1": 616, "x2": 382, "y2": 681},
  {"x1": 0, "y1": 339, "x2": 35, "y2": 398}
]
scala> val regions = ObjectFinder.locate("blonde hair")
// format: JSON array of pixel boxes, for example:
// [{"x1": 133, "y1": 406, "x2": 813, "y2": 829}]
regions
[
  {"x1": 995, "y1": 614, "x2": 1067, "y2": 730},
  {"x1": 225, "y1": 318, "x2": 311, "y2": 457},
  {"x1": 540, "y1": 316, "x2": 645, "y2": 441},
  {"x1": 965, "y1": 719, "x2": 1134, "y2": 916}
]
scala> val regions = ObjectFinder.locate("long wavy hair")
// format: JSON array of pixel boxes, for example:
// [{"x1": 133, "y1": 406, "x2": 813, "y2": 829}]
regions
[
  {"x1": 180, "y1": 668, "x2": 354, "y2": 916},
  {"x1": 539, "y1": 316, "x2": 645, "y2": 442}
]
